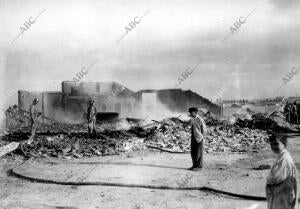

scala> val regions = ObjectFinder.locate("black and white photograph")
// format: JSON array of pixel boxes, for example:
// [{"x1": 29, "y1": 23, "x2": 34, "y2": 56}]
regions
[{"x1": 0, "y1": 0, "x2": 300, "y2": 208}]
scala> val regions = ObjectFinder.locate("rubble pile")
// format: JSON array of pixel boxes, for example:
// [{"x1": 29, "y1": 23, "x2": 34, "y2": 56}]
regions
[
  {"x1": 144, "y1": 117, "x2": 269, "y2": 153},
  {"x1": 235, "y1": 111, "x2": 300, "y2": 133},
  {"x1": 4, "y1": 109, "x2": 138, "y2": 134},
  {"x1": 3, "y1": 108, "x2": 30, "y2": 132},
  {"x1": 145, "y1": 118, "x2": 191, "y2": 152},
  {"x1": 5, "y1": 110, "x2": 86, "y2": 134},
  {"x1": 1, "y1": 110, "x2": 272, "y2": 158},
  {"x1": 205, "y1": 127, "x2": 267, "y2": 153},
  {"x1": 18, "y1": 132, "x2": 145, "y2": 158}
]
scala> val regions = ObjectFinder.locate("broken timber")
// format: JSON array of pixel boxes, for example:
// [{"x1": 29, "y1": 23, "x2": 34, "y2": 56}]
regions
[{"x1": 0, "y1": 142, "x2": 20, "y2": 158}]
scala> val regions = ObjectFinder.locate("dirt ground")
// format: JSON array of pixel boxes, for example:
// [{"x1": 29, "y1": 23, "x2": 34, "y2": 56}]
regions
[{"x1": 1, "y1": 136, "x2": 300, "y2": 209}]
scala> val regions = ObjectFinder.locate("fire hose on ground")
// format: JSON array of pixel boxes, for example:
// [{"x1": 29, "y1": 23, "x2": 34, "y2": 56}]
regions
[
  {"x1": 9, "y1": 166, "x2": 266, "y2": 201},
  {"x1": 10, "y1": 160, "x2": 300, "y2": 202},
  {"x1": 10, "y1": 145, "x2": 299, "y2": 203},
  {"x1": 146, "y1": 145, "x2": 190, "y2": 154}
]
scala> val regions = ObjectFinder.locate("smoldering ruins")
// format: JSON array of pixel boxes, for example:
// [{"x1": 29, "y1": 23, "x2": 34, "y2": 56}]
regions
[
  {"x1": 3, "y1": 80, "x2": 225, "y2": 157},
  {"x1": 17, "y1": 81, "x2": 221, "y2": 124},
  {"x1": 2, "y1": 65, "x2": 300, "y2": 209},
  {"x1": 1, "y1": 0, "x2": 300, "y2": 208},
  {"x1": 3, "y1": 79, "x2": 300, "y2": 158}
]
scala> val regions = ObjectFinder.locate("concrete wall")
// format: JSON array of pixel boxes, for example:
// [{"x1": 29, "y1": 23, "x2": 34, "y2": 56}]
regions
[
  {"x1": 18, "y1": 91, "x2": 43, "y2": 114},
  {"x1": 104, "y1": 97, "x2": 139, "y2": 117},
  {"x1": 62, "y1": 81, "x2": 115, "y2": 95},
  {"x1": 61, "y1": 81, "x2": 74, "y2": 94},
  {"x1": 19, "y1": 81, "x2": 140, "y2": 122},
  {"x1": 65, "y1": 95, "x2": 139, "y2": 119},
  {"x1": 18, "y1": 91, "x2": 63, "y2": 121},
  {"x1": 43, "y1": 92, "x2": 63, "y2": 119},
  {"x1": 135, "y1": 89, "x2": 221, "y2": 116}
]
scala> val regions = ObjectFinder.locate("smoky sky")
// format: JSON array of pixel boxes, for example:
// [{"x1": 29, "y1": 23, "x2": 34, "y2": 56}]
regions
[{"x1": 0, "y1": 0, "x2": 300, "y2": 105}]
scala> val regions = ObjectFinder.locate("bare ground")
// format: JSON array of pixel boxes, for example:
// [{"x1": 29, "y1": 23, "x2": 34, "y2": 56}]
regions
[{"x1": 1, "y1": 136, "x2": 300, "y2": 209}]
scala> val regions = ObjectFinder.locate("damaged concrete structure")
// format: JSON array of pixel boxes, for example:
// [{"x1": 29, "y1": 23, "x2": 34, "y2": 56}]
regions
[
  {"x1": 18, "y1": 82, "x2": 221, "y2": 122},
  {"x1": 134, "y1": 89, "x2": 221, "y2": 116},
  {"x1": 18, "y1": 81, "x2": 138, "y2": 122}
]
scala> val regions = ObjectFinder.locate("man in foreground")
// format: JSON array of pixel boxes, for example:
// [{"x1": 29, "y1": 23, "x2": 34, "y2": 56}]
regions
[
  {"x1": 188, "y1": 107, "x2": 207, "y2": 171},
  {"x1": 266, "y1": 134, "x2": 297, "y2": 209}
]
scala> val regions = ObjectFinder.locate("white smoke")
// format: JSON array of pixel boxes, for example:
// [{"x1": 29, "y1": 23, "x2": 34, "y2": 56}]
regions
[{"x1": 133, "y1": 95, "x2": 190, "y2": 124}]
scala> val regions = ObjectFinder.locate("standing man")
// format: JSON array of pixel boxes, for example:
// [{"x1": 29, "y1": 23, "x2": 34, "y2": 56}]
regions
[
  {"x1": 188, "y1": 107, "x2": 207, "y2": 171},
  {"x1": 284, "y1": 103, "x2": 292, "y2": 123},
  {"x1": 28, "y1": 98, "x2": 41, "y2": 144},
  {"x1": 87, "y1": 99, "x2": 97, "y2": 136},
  {"x1": 5, "y1": 106, "x2": 13, "y2": 129},
  {"x1": 291, "y1": 102, "x2": 298, "y2": 124}
]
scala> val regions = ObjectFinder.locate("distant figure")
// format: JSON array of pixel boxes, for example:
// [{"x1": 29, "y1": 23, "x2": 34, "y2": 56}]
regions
[
  {"x1": 87, "y1": 99, "x2": 97, "y2": 136},
  {"x1": 284, "y1": 103, "x2": 292, "y2": 123},
  {"x1": 266, "y1": 134, "x2": 298, "y2": 209},
  {"x1": 12, "y1": 105, "x2": 18, "y2": 114},
  {"x1": 5, "y1": 106, "x2": 13, "y2": 129},
  {"x1": 188, "y1": 107, "x2": 207, "y2": 171},
  {"x1": 279, "y1": 102, "x2": 285, "y2": 113},
  {"x1": 28, "y1": 98, "x2": 41, "y2": 144},
  {"x1": 204, "y1": 111, "x2": 211, "y2": 118},
  {"x1": 291, "y1": 102, "x2": 298, "y2": 124}
]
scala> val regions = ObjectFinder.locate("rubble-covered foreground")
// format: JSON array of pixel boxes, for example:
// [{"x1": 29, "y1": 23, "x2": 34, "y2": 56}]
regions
[{"x1": 1, "y1": 112, "x2": 271, "y2": 158}]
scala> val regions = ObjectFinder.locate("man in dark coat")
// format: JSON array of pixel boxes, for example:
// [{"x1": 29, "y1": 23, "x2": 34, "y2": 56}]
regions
[
  {"x1": 87, "y1": 99, "x2": 97, "y2": 136},
  {"x1": 291, "y1": 102, "x2": 298, "y2": 124},
  {"x1": 188, "y1": 107, "x2": 207, "y2": 171},
  {"x1": 28, "y1": 98, "x2": 41, "y2": 144},
  {"x1": 284, "y1": 103, "x2": 292, "y2": 123}
]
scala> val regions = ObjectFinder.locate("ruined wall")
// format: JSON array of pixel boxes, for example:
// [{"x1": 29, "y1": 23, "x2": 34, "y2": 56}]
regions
[
  {"x1": 43, "y1": 93, "x2": 63, "y2": 119},
  {"x1": 61, "y1": 81, "x2": 74, "y2": 94},
  {"x1": 19, "y1": 82, "x2": 140, "y2": 122},
  {"x1": 18, "y1": 91, "x2": 63, "y2": 120},
  {"x1": 61, "y1": 95, "x2": 88, "y2": 122},
  {"x1": 62, "y1": 81, "x2": 135, "y2": 96},
  {"x1": 179, "y1": 90, "x2": 221, "y2": 115},
  {"x1": 68, "y1": 95, "x2": 139, "y2": 119},
  {"x1": 62, "y1": 81, "x2": 115, "y2": 95},
  {"x1": 60, "y1": 81, "x2": 138, "y2": 120},
  {"x1": 104, "y1": 97, "x2": 139, "y2": 118},
  {"x1": 18, "y1": 91, "x2": 43, "y2": 114},
  {"x1": 135, "y1": 89, "x2": 221, "y2": 116}
]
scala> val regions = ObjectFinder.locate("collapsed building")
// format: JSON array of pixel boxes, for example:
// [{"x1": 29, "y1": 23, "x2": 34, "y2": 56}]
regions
[
  {"x1": 2, "y1": 82, "x2": 297, "y2": 159},
  {"x1": 135, "y1": 89, "x2": 221, "y2": 115},
  {"x1": 17, "y1": 81, "x2": 221, "y2": 123}
]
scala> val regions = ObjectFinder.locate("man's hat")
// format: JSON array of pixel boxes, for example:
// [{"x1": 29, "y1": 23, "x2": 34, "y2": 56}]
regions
[{"x1": 188, "y1": 107, "x2": 198, "y2": 113}]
